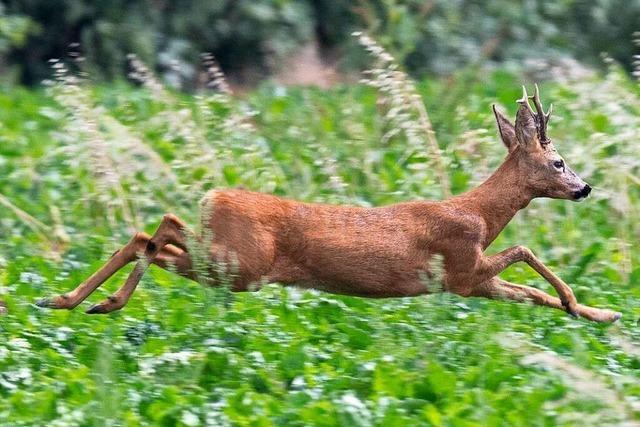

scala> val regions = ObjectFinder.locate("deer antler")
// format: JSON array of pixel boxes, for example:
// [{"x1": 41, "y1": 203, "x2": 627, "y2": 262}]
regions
[
  {"x1": 517, "y1": 84, "x2": 552, "y2": 145},
  {"x1": 517, "y1": 86, "x2": 535, "y2": 116},
  {"x1": 531, "y1": 84, "x2": 552, "y2": 133}
]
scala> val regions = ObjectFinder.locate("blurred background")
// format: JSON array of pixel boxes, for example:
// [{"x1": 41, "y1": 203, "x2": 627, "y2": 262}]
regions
[
  {"x1": 2, "y1": 0, "x2": 640, "y2": 88},
  {"x1": 2, "y1": 1, "x2": 640, "y2": 425}
]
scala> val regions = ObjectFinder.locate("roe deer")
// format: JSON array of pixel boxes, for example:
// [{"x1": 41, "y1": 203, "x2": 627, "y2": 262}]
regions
[{"x1": 37, "y1": 85, "x2": 621, "y2": 323}]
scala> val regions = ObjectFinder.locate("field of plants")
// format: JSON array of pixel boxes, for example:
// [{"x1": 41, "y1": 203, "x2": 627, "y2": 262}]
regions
[{"x1": 1, "y1": 49, "x2": 640, "y2": 425}]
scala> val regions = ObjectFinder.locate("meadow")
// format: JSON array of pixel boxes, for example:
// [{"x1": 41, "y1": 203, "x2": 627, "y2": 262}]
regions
[{"x1": 1, "y1": 49, "x2": 640, "y2": 425}]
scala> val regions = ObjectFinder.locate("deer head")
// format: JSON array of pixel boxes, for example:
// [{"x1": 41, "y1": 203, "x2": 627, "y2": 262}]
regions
[{"x1": 492, "y1": 85, "x2": 591, "y2": 201}]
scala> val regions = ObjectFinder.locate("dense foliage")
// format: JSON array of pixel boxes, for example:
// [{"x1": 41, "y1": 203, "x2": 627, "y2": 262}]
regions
[
  {"x1": 1, "y1": 55, "x2": 640, "y2": 424},
  {"x1": 2, "y1": 0, "x2": 640, "y2": 85}
]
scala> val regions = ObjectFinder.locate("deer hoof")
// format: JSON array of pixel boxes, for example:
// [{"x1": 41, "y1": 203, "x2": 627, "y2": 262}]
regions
[
  {"x1": 579, "y1": 307, "x2": 622, "y2": 323},
  {"x1": 86, "y1": 303, "x2": 107, "y2": 314},
  {"x1": 86, "y1": 299, "x2": 122, "y2": 314},
  {"x1": 596, "y1": 310, "x2": 622, "y2": 323},
  {"x1": 36, "y1": 296, "x2": 67, "y2": 309},
  {"x1": 35, "y1": 298, "x2": 53, "y2": 308},
  {"x1": 36, "y1": 294, "x2": 75, "y2": 310}
]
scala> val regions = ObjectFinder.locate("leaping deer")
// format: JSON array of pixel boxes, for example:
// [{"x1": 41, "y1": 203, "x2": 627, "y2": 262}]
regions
[{"x1": 37, "y1": 85, "x2": 621, "y2": 322}]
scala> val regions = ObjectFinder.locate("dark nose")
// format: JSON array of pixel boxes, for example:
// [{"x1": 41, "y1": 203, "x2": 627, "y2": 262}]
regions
[{"x1": 573, "y1": 184, "x2": 592, "y2": 200}]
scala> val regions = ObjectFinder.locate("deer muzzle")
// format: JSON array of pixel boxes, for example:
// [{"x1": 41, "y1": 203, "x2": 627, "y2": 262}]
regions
[{"x1": 573, "y1": 184, "x2": 591, "y2": 201}]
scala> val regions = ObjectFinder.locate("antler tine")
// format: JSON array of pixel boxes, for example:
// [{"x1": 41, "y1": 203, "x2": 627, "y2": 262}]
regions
[
  {"x1": 545, "y1": 103, "x2": 553, "y2": 122},
  {"x1": 517, "y1": 85, "x2": 535, "y2": 116},
  {"x1": 531, "y1": 84, "x2": 547, "y2": 123}
]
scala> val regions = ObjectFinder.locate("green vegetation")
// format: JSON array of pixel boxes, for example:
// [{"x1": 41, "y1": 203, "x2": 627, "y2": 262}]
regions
[{"x1": 1, "y1": 54, "x2": 640, "y2": 425}]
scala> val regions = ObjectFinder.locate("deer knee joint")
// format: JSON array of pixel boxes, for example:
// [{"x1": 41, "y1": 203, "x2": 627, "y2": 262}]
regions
[
  {"x1": 515, "y1": 245, "x2": 533, "y2": 262},
  {"x1": 132, "y1": 232, "x2": 150, "y2": 245},
  {"x1": 127, "y1": 232, "x2": 150, "y2": 257}
]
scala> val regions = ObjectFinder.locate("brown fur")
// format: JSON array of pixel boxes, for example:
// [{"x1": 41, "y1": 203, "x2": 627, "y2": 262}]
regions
[{"x1": 37, "y1": 86, "x2": 621, "y2": 322}]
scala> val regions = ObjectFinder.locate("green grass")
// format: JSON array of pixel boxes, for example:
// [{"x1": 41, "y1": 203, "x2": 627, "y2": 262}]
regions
[{"x1": 1, "y1": 65, "x2": 640, "y2": 425}]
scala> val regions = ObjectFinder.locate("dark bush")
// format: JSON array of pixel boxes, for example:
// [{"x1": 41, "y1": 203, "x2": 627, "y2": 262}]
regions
[{"x1": 2, "y1": 0, "x2": 639, "y2": 86}]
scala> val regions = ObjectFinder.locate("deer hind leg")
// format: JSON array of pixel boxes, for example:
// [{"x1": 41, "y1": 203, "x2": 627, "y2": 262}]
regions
[
  {"x1": 145, "y1": 213, "x2": 198, "y2": 257},
  {"x1": 86, "y1": 213, "x2": 198, "y2": 314},
  {"x1": 38, "y1": 213, "x2": 198, "y2": 312},
  {"x1": 36, "y1": 232, "x2": 152, "y2": 310},
  {"x1": 85, "y1": 245, "x2": 195, "y2": 314},
  {"x1": 466, "y1": 277, "x2": 621, "y2": 323}
]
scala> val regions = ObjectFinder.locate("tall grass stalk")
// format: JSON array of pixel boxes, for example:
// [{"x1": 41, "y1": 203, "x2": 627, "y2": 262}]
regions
[
  {"x1": 47, "y1": 59, "x2": 138, "y2": 231},
  {"x1": 354, "y1": 31, "x2": 450, "y2": 198}
]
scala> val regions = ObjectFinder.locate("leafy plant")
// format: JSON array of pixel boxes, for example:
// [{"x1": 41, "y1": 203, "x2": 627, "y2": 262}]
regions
[{"x1": 0, "y1": 52, "x2": 639, "y2": 424}]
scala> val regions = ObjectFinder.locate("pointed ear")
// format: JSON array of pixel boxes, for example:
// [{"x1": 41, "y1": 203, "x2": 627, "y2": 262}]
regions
[
  {"x1": 515, "y1": 101, "x2": 540, "y2": 150},
  {"x1": 492, "y1": 104, "x2": 517, "y2": 152}
]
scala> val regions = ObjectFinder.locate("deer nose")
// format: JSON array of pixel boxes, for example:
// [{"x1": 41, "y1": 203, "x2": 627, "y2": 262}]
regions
[{"x1": 573, "y1": 184, "x2": 592, "y2": 200}]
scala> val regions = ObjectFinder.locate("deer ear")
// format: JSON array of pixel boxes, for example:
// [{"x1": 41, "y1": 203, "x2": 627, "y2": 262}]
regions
[
  {"x1": 492, "y1": 104, "x2": 517, "y2": 152},
  {"x1": 515, "y1": 101, "x2": 539, "y2": 149}
]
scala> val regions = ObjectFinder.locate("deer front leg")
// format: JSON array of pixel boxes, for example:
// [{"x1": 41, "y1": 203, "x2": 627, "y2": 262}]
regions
[
  {"x1": 474, "y1": 246, "x2": 579, "y2": 316},
  {"x1": 466, "y1": 277, "x2": 621, "y2": 323}
]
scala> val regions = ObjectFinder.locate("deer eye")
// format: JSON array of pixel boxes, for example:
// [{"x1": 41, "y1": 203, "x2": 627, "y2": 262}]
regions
[{"x1": 553, "y1": 160, "x2": 564, "y2": 170}]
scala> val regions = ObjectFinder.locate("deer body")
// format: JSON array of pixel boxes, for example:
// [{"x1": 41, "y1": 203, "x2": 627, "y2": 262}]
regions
[
  {"x1": 38, "y1": 86, "x2": 621, "y2": 322},
  {"x1": 202, "y1": 189, "x2": 447, "y2": 298}
]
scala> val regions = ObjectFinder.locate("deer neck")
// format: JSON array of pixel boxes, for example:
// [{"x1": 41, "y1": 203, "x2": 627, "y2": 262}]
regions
[{"x1": 454, "y1": 156, "x2": 534, "y2": 248}]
